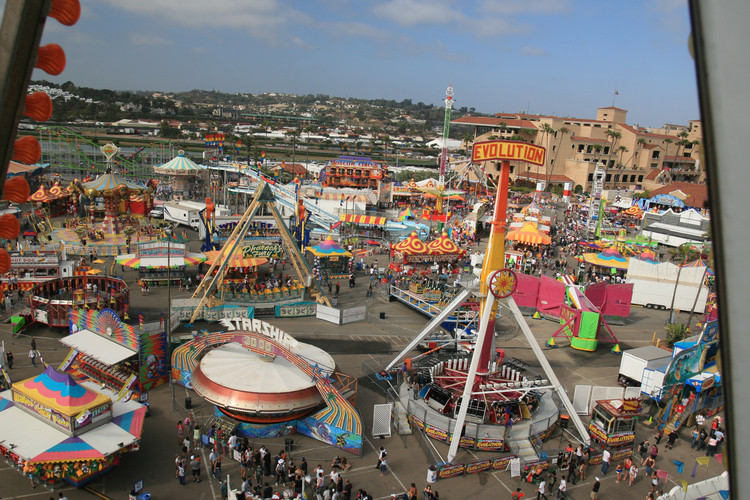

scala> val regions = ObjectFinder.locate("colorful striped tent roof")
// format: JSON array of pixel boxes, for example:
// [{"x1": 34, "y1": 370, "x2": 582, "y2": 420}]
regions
[
  {"x1": 583, "y1": 247, "x2": 629, "y2": 270},
  {"x1": 399, "y1": 208, "x2": 417, "y2": 220},
  {"x1": 521, "y1": 201, "x2": 541, "y2": 214},
  {"x1": 427, "y1": 232, "x2": 463, "y2": 255},
  {"x1": 636, "y1": 249, "x2": 660, "y2": 264},
  {"x1": 153, "y1": 151, "x2": 205, "y2": 176},
  {"x1": 12, "y1": 366, "x2": 111, "y2": 417},
  {"x1": 31, "y1": 436, "x2": 105, "y2": 464},
  {"x1": 82, "y1": 171, "x2": 145, "y2": 195},
  {"x1": 506, "y1": 222, "x2": 552, "y2": 246},
  {"x1": 681, "y1": 258, "x2": 714, "y2": 276},
  {"x1": 339, "y1": 214, "x2": 386, "y2": 226},
  {"x1": 393, "y1": 232, "x2": 428, "y2": 256},
  {"x1": 307, "y1": 236, "x2": 352, "y2": 257}
]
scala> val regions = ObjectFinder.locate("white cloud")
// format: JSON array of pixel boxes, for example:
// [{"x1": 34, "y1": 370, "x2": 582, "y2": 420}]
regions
[
  {"x1": 129, "y1": 33, "x2": 174, "y2": 46},
  {"x1": 372, "y1": 0, "x2": 462, "y2": 28},
  {"x1": 320, "y1": 21, "x2": 392, "y2": 42},
  {"x1": 478, "y1": 0, "x2": 571, "y2": 16},
  {"x1": 191, "y1": 47, "x2": 208, "y2": 55},
  {"x1": 100, "y1": 0, "x2": 308, "y2": 40}
]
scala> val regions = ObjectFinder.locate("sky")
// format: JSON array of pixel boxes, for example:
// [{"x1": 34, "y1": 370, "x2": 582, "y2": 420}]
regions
[{"x1": 12, "y1": 0, "x2": 699, "y2": 128}]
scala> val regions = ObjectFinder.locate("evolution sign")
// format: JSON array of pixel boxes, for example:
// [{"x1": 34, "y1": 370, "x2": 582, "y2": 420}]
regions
[{"x1": 472, "y1": 140, "x2": 546, "y2": 166}]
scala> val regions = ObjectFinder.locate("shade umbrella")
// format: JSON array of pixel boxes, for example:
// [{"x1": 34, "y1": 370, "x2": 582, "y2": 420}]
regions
[
  {"x1": 203, "y1": 250, "x2": 268, "y2": 268},
  {"x1": 506, "y1": 222, "x2": 552, "y2": 246},
  {"x1": 583, "y1": 247, "x2": 629, "y2": 270},
  {"x1": 307, "y1": 236, "x2": 352, "y2": 257}
]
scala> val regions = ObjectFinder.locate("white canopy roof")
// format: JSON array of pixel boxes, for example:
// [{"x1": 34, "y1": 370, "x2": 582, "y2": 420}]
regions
[{"x1": 60, "y1": 329, "x2": 137, "y2": 366}]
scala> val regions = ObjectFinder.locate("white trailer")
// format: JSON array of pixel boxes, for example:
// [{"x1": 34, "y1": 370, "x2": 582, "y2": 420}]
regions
[
  {"x1": 163, "y1": 202, "x2": 202, "y2": 231},
  {"x1": 626, "y1": 258, "x2": 709, "y2": 312},
  {"x1": 618, "y1": 345, "x2": 673, "y2": 387}
]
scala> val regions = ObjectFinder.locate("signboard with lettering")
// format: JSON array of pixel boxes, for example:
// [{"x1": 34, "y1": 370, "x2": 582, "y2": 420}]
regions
[
  {"x1": 465, "y1": 459, "x2": 492, "y2": 475},
  {"x1": 472, "y1": 140, "x2": 546, "y2": 166},
  {"x1": 510, "y1": 457, "x2": 522, "y2": 477},
  {"x1": 241, "y1": 244, "x2": 283, "y2": 259},
  {"x1": 437, "y1": 463, "x2": 465, "y2": 479}
]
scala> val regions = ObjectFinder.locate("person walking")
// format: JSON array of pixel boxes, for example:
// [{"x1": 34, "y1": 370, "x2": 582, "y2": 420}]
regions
[
  {"x1": 628, "y1": 462, "x2": 639, "y2": 486},
  {"x1": 5, "y1": 350, "x2": 13, "y2": 369},
  {"x1": 28, "y1": 348, "x2": 37, "y2": 367},
  {"x1": 556, "y1": 478, "x2": 567, "y2": 500},
  {"x1": 690, "y1": 428, "x2": 701, "y2": 450},
  {"x1": 190, "y1": 455, "x2": 201, "y2": 483},
  {"x1": 177, "y1": 458, "x2": 186, "y2": 485},
  {"x1": 375, "y1": 447, "x2": 387, "y2": 470},
  {"x1": 536, "y1": 478, "x2": 548, "y2": 500},
  {"x1": 511, "y1": 488, "x2": 525, "y2": 500},
  {"x1": 591, "y1": 477, "x2": 601, "y2": 500},
  {"x1": 600, "y1": 447, "x2": 611, "y2": 475}
]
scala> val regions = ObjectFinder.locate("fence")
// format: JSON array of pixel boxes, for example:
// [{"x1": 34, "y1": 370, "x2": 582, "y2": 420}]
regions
[{"x1": 572, "y1": 385, "x2": 642, "y2": 415}]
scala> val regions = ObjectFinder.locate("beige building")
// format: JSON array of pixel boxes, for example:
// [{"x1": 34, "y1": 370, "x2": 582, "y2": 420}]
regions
[{"x1": 452, "y1": 107, "x2": 703, "y2": 192}]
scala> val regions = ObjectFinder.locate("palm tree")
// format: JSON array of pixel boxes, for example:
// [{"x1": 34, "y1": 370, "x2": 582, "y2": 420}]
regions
[
  {"x1": 499, "y1": 121, "x2": 508, "y2": 138},
  {"x1": 663, "y1": 138, "x2": 674, "y2": 168},
  {"x1": 286, "y1": 129, "x2": 301, "y2": 169},
  {"x1": 540, "y1": 123, "x2": 556, "y2": 187},
  {"x1": 617, "y1": 145, "x2": 628, "y2": 168},
  {"x1": 547, "y1": 126, "x2": 569, "y2": 186},
  {"x1": 604, "y1": 129, "x2": 622, "y2": 170},
  {"x1": 667, "y1": 243, "x2": 699, "y2": 323}
]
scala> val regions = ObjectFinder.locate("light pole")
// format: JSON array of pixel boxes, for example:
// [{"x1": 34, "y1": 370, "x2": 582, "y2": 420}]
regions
[{"x1": 165, "y1": 226, "x2": 175, "y2": 411}]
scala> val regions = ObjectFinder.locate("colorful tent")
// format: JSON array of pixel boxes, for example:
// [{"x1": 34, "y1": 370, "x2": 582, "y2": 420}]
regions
[
  {"x1": 47, "y1": 181, "x2": 71, "y2": 199},
  {"x1": 399, "y1": 208, "x2": 417, "y2": 220},
  {"x1": 393, "y1": 232, "x2": 429, "y2": 256},
  {"x1": 681, "y1": 258, "x2": 714, "y2": 276},
  {"x1": 202, "y1": 250, "x2": 268, "y2": 268},
  {"x1": 623, "y1": 205, "x2": 644, "y2": 218},
  {"x1": 521, "y1": 201, "x2": 541, "y2": 214},
  {"x1": 506, "y1": 222, "x2": 552, "y2": 246},
  {"x1": 306, "y1": 236, "x2": 352, "y2": 258},
  {"x1": 636, "y1": 249, "x2": 660, "y2": 264},
  {"x1": 28, "y1": 184, "x2": 55, "y2": 202},
  {"x1": 427, "y1": 232, "x2": 464, "y2": 255},
  {"x1": 583, "y1": 247, "x2": 629, "y2": 270},
  {"x1": 12, "y1": 366, "x2": 110, "y2": 417},
  {"x1": 153, "y1": 151, "x2": 205, "y2": 176}
]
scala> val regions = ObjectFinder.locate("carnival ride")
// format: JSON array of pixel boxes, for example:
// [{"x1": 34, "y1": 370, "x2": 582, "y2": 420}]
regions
[
  {"x1": 189, "y1": 180, "x2": 330, "y2": 323},
  {"x1": 171, "y1": 319, "x2": 362, "y2": 454},
  {"x1": 385, "y1": 141, "x2": 590, "y2": 463}
]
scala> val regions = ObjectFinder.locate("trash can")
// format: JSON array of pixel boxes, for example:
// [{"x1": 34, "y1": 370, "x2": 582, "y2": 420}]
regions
[
  {"x1": 379, "y1": 312, "x2": 386, "y2": 319},
  {"x1": 185, "y1": 396, "x2": 192, "y2": 409},
  {"x1": 426, "y1": 465, "x2": 438, "y2": 483},
  {"x1": 331, "y1": 297, "x2": 338, "y2": 307}
]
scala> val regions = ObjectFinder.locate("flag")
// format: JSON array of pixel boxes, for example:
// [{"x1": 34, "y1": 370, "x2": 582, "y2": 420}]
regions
[
  {"x1": 681, "y1": 480, "x2": 688, "y2": 492},
  {"x1": 719, "y1": 490, "x2": 729, "y2": 500},
  {"x1": 715, "y1": 453, "x2": 723, "y2": 464},
  {"x1": 657, "y1": 469, "x2": 668, "y2": 481},
  {"x1": 673, "y1": 460, "x2": 684, "y2": 474},
  {"x1": 696, "y1": 456, "x2": 710, "y2": 466},
  {"x1": 139, "y1": 311, "x2": 144, "y2": 330},
  {"x1": 614, "y1": 89, "x2": 619, "y2": 95},
  {"x1": 691, "y1": 461, "x2": 698, "y2": 478}
]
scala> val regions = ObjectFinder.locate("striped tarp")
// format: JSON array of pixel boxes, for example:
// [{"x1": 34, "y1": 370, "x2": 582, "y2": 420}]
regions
[{"x1": 339, "y1": 214, "x2": 386, "y2": 226}]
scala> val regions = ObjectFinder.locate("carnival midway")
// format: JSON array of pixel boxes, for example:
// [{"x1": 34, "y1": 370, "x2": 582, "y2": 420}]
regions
[{"x1": 0, "y1": 12, "x2": 725, "y2": 498}]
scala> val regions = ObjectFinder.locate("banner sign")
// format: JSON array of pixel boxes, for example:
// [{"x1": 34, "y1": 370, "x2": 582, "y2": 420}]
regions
[
  {"x1": 275, "y1": 302, "x2": 317, "y2": 318},
  {"x1": 472, "y1": 140, "x2": 546, "y2": 166},
  {"x1": 241, "y1": 244, "x2": 283, "y2": 259}
]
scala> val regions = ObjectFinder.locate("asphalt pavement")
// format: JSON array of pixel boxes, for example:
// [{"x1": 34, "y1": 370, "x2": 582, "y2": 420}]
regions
[{"x1": 0, "y1": 233, "x2": 726, "y2": 500}]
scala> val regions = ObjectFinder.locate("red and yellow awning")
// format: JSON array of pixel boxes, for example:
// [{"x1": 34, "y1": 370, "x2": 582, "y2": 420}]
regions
[{"x1": 340, "y1": 214, "x2": 386, "y2": 226}]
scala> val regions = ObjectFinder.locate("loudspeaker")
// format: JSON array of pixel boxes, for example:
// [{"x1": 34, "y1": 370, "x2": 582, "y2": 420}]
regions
[{"x1": 185, "y1": 397, "x2": 192, "y2": 409}]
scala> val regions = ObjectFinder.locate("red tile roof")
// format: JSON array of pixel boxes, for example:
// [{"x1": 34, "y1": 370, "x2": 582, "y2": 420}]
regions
[
  {"x1": 618, "y1": 123, "x2": 674, "y2": 140},
  {"x1": 645, "y1": 168, "x2": 662, "y2": 180},
  {"x1": 512, "y1": 171, "x2": 573, "y2": 183},
  {"x1": 451, "y1": 116, "x2": 536, "y2": 129},
  {"x1": 649, "y1": 181, "x2": 709, "y2": 208}
]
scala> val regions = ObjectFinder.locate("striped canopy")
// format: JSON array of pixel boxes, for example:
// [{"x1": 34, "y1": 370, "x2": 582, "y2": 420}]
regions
[
  {"x1": 427, "y1": 232, "x2": 463, "y2": 255},
  {"x1": 82, "y1": 171, "x2": 145, "y2": 195},
  {"x1": 506, "y1": 222, "x2": 551, "y2": 246},
  {"x1": 116, "y1": 252, "x2": 206, "y2": 269},
  {"x1": 203, "y1": 250, "x2": 268, "y2": 268},
  {"x1": 393, "y1": 232, "x2": 428, "y2": 256},
  {"x1": 339, "y1": 214, "x2": 386, "y2": 226},
  {"x1": 31, "y1": 436, "x2": 105, "y2": 464},
  {"x1": 47, "y1": 181, "x2": 71, "y2": 199},
  {"x1": 399, "y1": 208, "x2": 417, "y2": 220},
  {"x1": 636, "y1": 249, "x2": 660, "y2": 264},
  {"x1": 307, "y1": 236, "x2": 352, "y2": 257},
  {"x1": 153, "y1": 151, "x2": 205, "y2": 176},
  {"x1": 681, "y1": 258, "x2": 714, "y2": 276},
  {"x1": 521, "y1": 201, "x2": 541, "y2": 214}
]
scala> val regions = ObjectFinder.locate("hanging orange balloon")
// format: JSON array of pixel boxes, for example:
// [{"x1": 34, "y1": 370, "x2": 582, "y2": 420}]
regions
[
  {"x1": 0, "y1": 214, "x2": 21, "y2": 240},
  {"x1": 35, "y1": 43, "x2": 66, "y2": 75},
  {"x1": 3, "y1": 176, "x2": 30, "y2": 203},
  {"x1": 12, "y1": 136, "x2": 41, "y2": 164},
  {"x1": 23, "y1": 92, "x2": 53, "y2": 122},
  {"x1": 0, "y1": 249, "x2": 11, "y2": 274},
  {"x1": 49, "y1": 0, "x2": 81, "y2": 26}
]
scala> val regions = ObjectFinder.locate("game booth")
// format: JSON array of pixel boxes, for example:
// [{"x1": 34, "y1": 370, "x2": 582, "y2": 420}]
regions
[
  {"x1": 59, "y1": 308, "x2": 168, "y2": 396},
  {"x1": 306, "y1": 236, "x2": 353, "y2": 282},
  {"x1": 0, "y1": 365, "x2": 147, "y2": 487},
  {"x1": 29, "y1": 275, "x2": 130, "y2": 327},
  {"x1": 116, "y1": 239, "x2": 206, "y2": 288}
]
